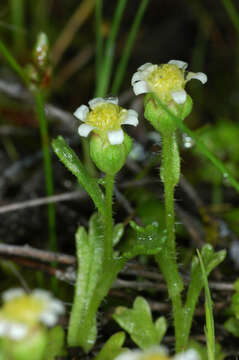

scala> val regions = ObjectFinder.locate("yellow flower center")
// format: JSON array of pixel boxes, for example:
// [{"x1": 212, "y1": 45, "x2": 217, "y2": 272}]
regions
[
  {"x1": 147, "y1": 64, "x2": 185, "y2": 101},
  {"x1": 0, "y1": 296, "x2": 45, "y2": 325},
  {"x1": 86, "y1": 103, "x2": 127, "y2": 132}
]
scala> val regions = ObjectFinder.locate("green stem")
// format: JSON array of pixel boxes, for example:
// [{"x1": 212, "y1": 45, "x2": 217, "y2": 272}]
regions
[
  {"x1": 34, "y1": 90, "x2": 56, "y2": 254},
  {"x1": 10, "y1": 0, "x2": 25, "y2": 53},
  {"x1": 104, "y1": 174, "x2": 114, "y2": 261},
  {"x1": 95, "y1": 0, "x2": 127, "y2": 97},
  {"x1": 221, "y1": 0, "x2": 239, "y2": 36},
  {"x1": 95, "y1": 0, "x2": 103, "y2": 85},
  {"x1": 161, "y1": 131, "x2": 179, "y2": 253},
  {"x1": 158, "y1": 130, "x2": 185, "y2": 352},
  {"x1": 156, "y1": 250, "x2": 184, "y2": 352},
  {"x1": 0, "y1": 39, "x2": 27, "y2": 83},
  {"x1": 111, "y1": 0, "x2": 149, "y2": 94}
]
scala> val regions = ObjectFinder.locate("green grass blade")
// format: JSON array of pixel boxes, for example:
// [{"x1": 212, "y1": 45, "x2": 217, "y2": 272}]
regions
[
  {"x1": 197, "y1": 250, "x2": 215, "y2": 360},
  {"x1": 221, "y1": 0, "x2": 239, "y2": 35},
  {"x1": 95, "y1": 0, "x2": 127, "y2": 97},
  {"x1": 0, "y1": 39, "x2": 27, "y2": 83},
  {"x1": 35, "y1": 91, "x2": 56, "y2": 254},
  {"x1": 111, "y1": 0, "x2": 150, "y2": 94},
  {"x1": 151, "y1": 93, "x2": 239, "y2": 194},
  {"x1": 10, "y1": 0, "x2": 25, "y2": 52},
  {"x1": 95, "y1": 0, "x2": 103, "y2": 85}
]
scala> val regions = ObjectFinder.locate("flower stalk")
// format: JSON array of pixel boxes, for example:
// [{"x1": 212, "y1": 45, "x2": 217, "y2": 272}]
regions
[
  {"x1": 132, "y1": 60, "x2": 208, "y2": 351},
  {"x1": 104, "y1": 174, "x2": 115, "y2": 262}
]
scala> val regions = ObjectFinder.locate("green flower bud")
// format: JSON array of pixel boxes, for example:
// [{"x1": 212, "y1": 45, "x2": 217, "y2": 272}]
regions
[
  {"x1": 90, "y1": 133, "x2": 132, "y2": 175},
  {"x1": 33, "y1": 33, "x2": 49, "y2": 71}
]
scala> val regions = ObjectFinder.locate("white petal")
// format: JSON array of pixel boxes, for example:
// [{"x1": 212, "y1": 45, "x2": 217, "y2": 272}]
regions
[
  {"x1": 48, "y1": 299, "x2": 65, "y2": 314},
  {"x1": 133, "y1": 80, "x2": 149, "y2": 95},
  {"x1": 0, "y1": 321, "x2": 8, "y2": 336},
  {"x1": 114, "y1": 351, "x2": 140, "y2": 360},
  {"x1": 8, "y1": 323, "x2": 28, "y2": 340},
  {"x1": 40, "y1": 311, "x2": 57, "y2": 326},
  {"x1": 2, "y1": 288, "x2": 25, "y2": 302},
  {"x1": 88, "y1": 97, "x2": 106, "y2": 109},
  {"x1": 171, "y1": 89, "x2": 187, "y2": 104},
  {"x1": 131, "y1": 71, "x2": 142, "y2": 85},
  {"x1": 32, "y1": 289, "x2": 51, "y2": 301},
  {"x1": 186, "y1": 71, "x2": 207, "y2": 84},
  {"x1": 78, "y1": 124, "x2": 94, "y2": 137},
  {"x1": 122, "y1": 109, "x2": 138, "y2": 126},
  {"x1": 168, "y1": 59, "x2": 188, "y2": 70},
  {"x1": 174, "y1": 349, "x2": 200, "y2": 360},
  {"x1": 138, "y1": 62, "x2": 153, "y2": 71},
  {"x1": 105, "y1": 97, "x2": 118, "y2": 105},
  {"x1": 108, "y1": 129, "x2": 124, "y2": 145},
  {"x1": 73, "y1": 105, "x2": 89, "y2": 121}
]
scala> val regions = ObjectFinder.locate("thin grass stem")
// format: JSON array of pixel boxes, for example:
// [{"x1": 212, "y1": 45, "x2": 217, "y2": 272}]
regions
[
  {"x1": 111, "y1": 0, "x2": 149, "y2": 94},
  {"x1": 95, "y1": 0, "x2": 127, "y2": 97},
  {"x1": 34, "y1": 90, "x2": 56, "y2": 255},
  {"x1": 197, "y1": 250, "x2": 215, "y2": 360},
  {"x1": 0, "y1": 39, "x2": 27, "y2": 83},
  {"x1": 95, "y1": 0, "x2": 103, "y2": 85},
  {"x1": 221, "y1": 0, "x2": 239, "y2": 35},
  {"x1": 10, "y1": 0, "x2": 25, "y2": 53}
]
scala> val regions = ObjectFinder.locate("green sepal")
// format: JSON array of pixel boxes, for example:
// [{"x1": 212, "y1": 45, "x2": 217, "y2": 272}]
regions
[
  {"x1": 90, "y1": 133, "x2": 132, "y2": 175},
  {"x1": 144, "y1": 93, "x2": 193, "y2": 134},
  {"x1": 44, "y1": 326, "x2": 65, "y2": 360},
  {"x1": 121, "y1": 221, "x2": 166, "y2": 259},
  {"x1": 52, "y1": 136, "x2": 104, "y2": 215},
  {"x1": 113, "y1": 297, "x2": 167, "y2": 349},
  {"x1": 94, "y1": 332, "x2": 126, "y2": 360},
  {"x1": 113, "y1": 223, "x2": 124, "y2": 246}
]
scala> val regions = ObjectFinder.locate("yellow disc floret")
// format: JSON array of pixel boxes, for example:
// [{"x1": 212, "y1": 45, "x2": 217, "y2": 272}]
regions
[
  {"x1": 86, "y1": 103, "x2": 127, "y2": 132},
  {"x1": 147, "y1": 64, "x2": 185, "y2": 101},
  {"x1": 0, "y1": 295, "x2": 45, "y2": 326}
]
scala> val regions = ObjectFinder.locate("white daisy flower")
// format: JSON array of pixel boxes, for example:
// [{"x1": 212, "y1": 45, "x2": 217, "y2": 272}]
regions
[
  {"x1": 131, "y1": 60, "x2": 207, "y2": 104},
  {"x1": 114, "y1": 347, "x2": 200, "y2": 360},
  {"x1": 0, "y1": 288, "x2": 65, "y2": 340},
  {"x1": 74, "y1": 97, "x2": 139, "y2": 145}
]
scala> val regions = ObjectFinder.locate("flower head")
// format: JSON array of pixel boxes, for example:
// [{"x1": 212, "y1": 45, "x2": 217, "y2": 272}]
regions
[
  {"x1": 74, "y1": 97, "x2": 138, "y2": 145},
  {"x1": 115, "y1": 347, "x2": 200, "y2": 360},
  {"x1": 0, "y1": 288, "x2": 64, "y2": 340},
  {"x1": 131, "y1": 60, "x2": 207, "y2": 104}
]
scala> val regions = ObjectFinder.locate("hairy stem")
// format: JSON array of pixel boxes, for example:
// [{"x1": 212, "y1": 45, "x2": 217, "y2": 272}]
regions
[{"x1": 104, "y1": 174, "x2": 114, "y2": 262}]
